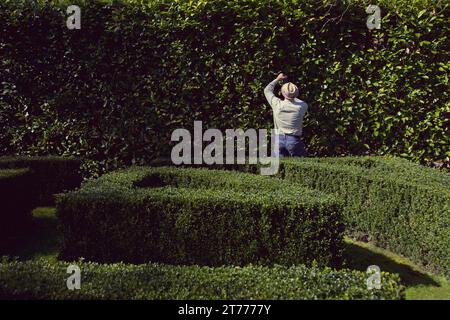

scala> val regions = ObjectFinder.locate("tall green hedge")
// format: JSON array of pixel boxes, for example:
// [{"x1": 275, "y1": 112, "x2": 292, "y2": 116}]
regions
[
  {"x1": 0, "y1": 168, "x2": 34, "y2": 254},
  {"x1": 280, "y1": 156, "x2": 450, "y2": 277},
  {"x1": 0, "y1": 0, "x2": 448, "y2": 177},
  {"x1": 0, "y1": 258, "x2": 405, "y2": 300},
  {"x1": 0, "y1": 156, "x2": 82, "y2": 205},
  {"x1": 57, "y1": 166, "x2": 345, "y2": 267}
]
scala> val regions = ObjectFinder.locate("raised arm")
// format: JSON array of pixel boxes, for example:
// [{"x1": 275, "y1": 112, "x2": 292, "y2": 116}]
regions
[{"x1": 264, "y1": 73, "x2": 287, "y2": 112}]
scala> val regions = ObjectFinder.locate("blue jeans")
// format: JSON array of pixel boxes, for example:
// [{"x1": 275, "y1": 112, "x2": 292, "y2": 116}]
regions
[{"x1": 274, "y1": 134, "x2": 306, "y2": 157}]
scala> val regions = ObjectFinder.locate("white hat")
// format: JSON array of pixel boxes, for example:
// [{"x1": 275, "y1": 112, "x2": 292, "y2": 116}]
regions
[{"x1": 281, "y1": 82, "x2": 299, "y2": 99}]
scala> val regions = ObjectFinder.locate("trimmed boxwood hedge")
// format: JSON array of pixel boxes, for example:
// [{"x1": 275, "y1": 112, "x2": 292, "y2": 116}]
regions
[
  {"x1": 0, "y1": 258, "x2": 405, "y2": 300},
  {"x1": 280, "y1": 156, "x2": 450, "y2": 277},
  {"x1": 149, "y1": 156, "x2": 450, "y2": 277},
  {"x1": 0, "y1": 156, "x2": 82, "y2": 205},
  {"x1": 57, "y1": 166, "x2": 345, "y2": 267},
  {"x1": 0, "y1": 168, "x2": 34, "y2": 254}
]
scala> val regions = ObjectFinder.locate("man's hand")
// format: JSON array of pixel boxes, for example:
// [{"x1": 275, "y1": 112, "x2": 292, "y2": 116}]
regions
[{"x1": 276, "y1": 73, "x2": 288, "y2": 81}]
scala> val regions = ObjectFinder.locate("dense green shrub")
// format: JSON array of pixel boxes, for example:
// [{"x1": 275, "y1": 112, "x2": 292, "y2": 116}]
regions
[
  {"x1": 57, "y1": 166, "x2": 344, "y2": 267},
  {"x1": 0, "y1": 168, "x2": 34, "y2": 254},
  {"x1": 280, "y1": 156, "x2": 450, "y2": 277},
  {"x1": 0, "y1": 258, "x2": 405, "y2": 300},
  {"x1": 1, "y1": 0, "x2": 448, "y2": 177},
  {"x1": 0, "y1": 156, "x2": 82, "y2": 205}
]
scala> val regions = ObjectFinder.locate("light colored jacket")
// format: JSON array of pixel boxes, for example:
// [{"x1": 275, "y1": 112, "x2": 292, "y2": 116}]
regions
[{"x1": 264, "y1": 79, "x2": 308, "y2": 136}]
